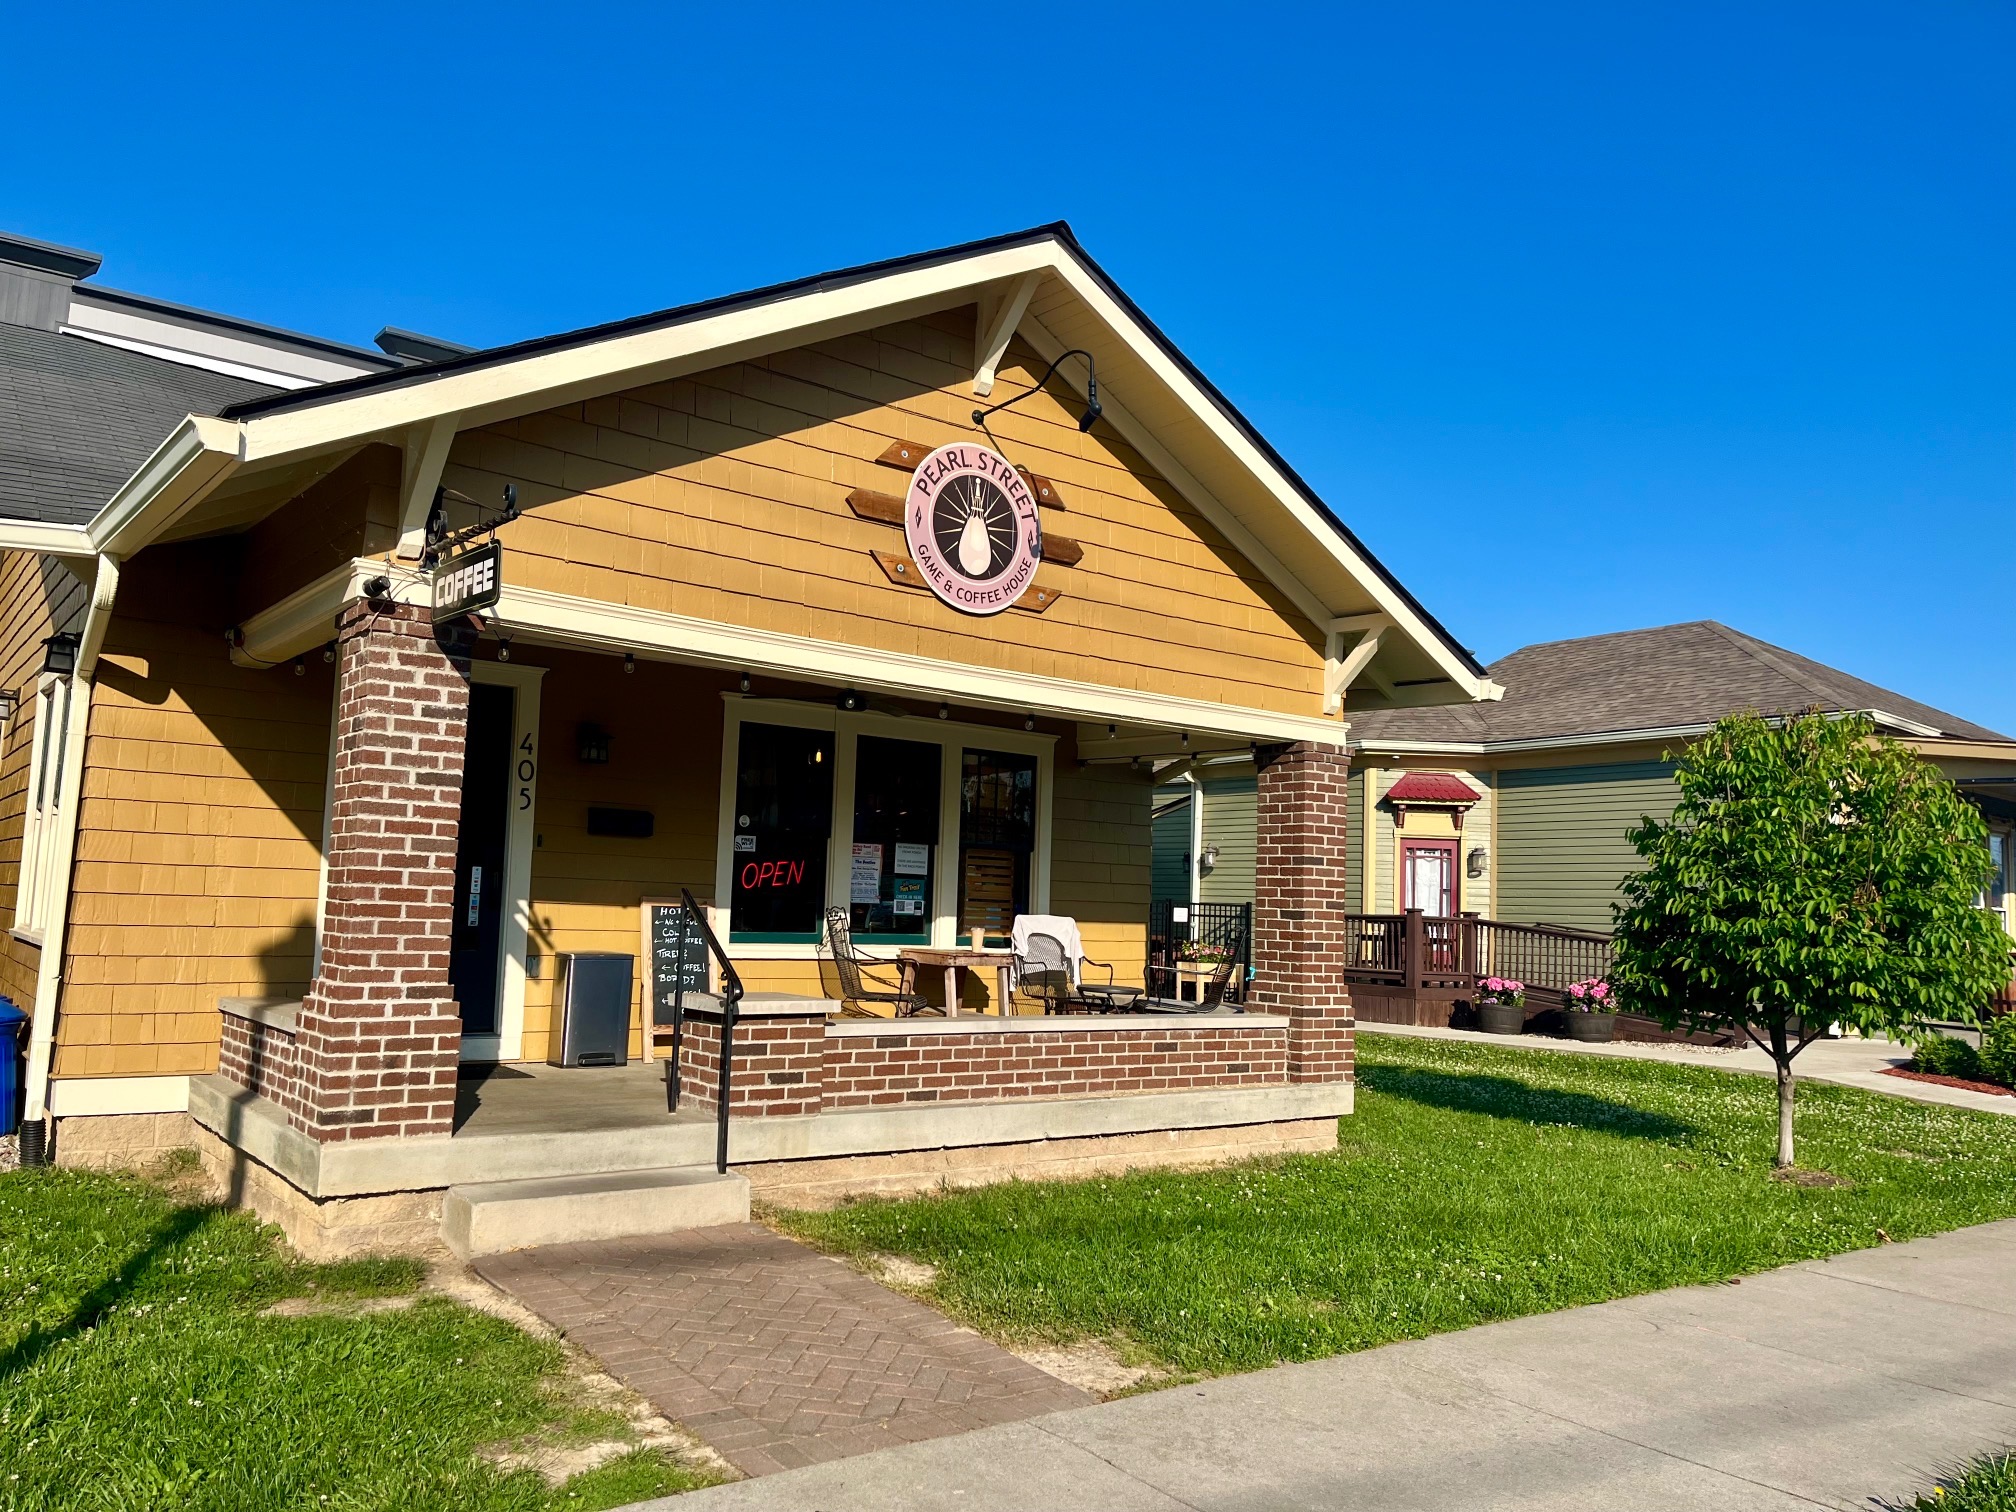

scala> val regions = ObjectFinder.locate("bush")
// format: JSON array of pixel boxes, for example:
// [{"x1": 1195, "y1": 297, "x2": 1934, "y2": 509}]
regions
[
  {"x1": 1912, "y1": 1034, "x2": 1983, "y2": 1082},
  {"x1": 1977, "y1": 1015, "x2": 2016, "y2": 1089}
]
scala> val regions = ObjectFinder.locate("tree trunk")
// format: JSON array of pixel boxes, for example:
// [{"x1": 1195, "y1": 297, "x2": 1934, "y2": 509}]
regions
[{"x1": 1770, "y1": 1018, "x2": 1796, "y2": 1168}]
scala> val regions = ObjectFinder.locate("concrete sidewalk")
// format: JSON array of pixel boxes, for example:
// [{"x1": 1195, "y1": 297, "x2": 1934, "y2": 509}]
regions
[
  {"x1": 626, "y1": 1219, "x2": 2016, "y2": 1511},
  {"x1": 1368, "y1": 1020, "x2": 2016, "y2": 1118}
]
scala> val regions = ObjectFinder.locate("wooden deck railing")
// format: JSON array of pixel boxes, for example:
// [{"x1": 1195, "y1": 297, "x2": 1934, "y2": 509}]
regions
[{"x1": 1343, "y1": 910, "x2": 1613, "y2": 998}]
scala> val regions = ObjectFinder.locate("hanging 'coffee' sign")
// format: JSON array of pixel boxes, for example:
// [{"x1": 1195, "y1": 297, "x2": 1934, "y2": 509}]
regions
[
  {"x1": 902, "y1": 443, "x2": 1043, "y2": 616},
  {"x1": 431, "y1": 541, "x2": 503, "y2": 625}
]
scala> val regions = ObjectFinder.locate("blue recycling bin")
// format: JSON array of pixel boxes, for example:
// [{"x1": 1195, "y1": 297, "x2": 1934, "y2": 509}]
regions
[{"x1": 0, "y1": 997, "x2": 25, "y2": 1137}]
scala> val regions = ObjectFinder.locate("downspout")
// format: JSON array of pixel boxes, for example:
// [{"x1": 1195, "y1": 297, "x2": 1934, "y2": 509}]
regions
[{"x1": 20, "y1": 552, "x2": 121, "y2": 1152}]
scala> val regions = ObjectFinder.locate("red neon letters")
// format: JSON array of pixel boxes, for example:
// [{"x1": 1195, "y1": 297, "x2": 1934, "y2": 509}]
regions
[{"x1": 739, "y1": 858, "x2": 806, "y2": 891}]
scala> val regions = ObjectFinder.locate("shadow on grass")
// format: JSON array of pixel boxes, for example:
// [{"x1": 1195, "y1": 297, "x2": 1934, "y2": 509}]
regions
[
  {"x1": 1363, "y1": 1066, "x2": 1698, "y2": 1142},
  {"x1": 0, "y1": 1200, "x2": 216, "y2": 1383}
]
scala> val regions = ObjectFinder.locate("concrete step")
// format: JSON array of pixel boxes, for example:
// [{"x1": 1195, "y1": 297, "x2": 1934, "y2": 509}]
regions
[{"x1": 440, "y1": 1165, "x2": 751, "y2": 1259}]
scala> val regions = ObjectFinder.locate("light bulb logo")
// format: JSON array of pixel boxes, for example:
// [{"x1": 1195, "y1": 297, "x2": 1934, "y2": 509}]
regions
[{"x1": 902, "y1": 443, "x2": 1043, "y2": 618}]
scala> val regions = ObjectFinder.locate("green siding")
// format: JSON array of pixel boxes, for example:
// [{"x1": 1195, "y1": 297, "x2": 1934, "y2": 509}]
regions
[
  {"x1": 1199, "y1": 776, "x2": 1258, "y2": 904},
  {"x1": 1496, "y1": 761, "x2": 1678, "y2": 931},
  {"x1": 1343, "y1": 768, "x2": 1364, "y2": 910},
  {"x1": 1151, "y1": 795, "x2": 1192, "y2": 903}
]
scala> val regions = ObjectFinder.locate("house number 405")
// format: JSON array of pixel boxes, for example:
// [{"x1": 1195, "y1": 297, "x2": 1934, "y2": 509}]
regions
[{"x1": 517, "y1": 732, "x2": 536, "y2": 810}]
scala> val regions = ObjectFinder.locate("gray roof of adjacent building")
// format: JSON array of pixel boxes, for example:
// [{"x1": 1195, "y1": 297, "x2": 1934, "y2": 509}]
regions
[
  {"x1": 1348, "y1": 620, "x2": 2010, "y2": 747},
  {"x1": 0, "y1": 322, "x2": 276, "y2": 525}
]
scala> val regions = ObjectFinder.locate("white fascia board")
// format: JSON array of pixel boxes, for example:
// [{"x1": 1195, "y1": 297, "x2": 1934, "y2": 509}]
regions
[
  {"x1": 61, "y1": 326, "x2": 325, "y2": 389},
  {"x1": 228, "y1": 243, "x2": 1063, "y2": 466},
  {"x1": 1040, "y1": 258, "x2": 1500, "y2": 705},
  {"x1": 0, "y1": 519, "x2": 94, "y2": 557},
  {"x1": 234, "y1": 557, "x2": 411, "y2": 666},
  {"x1": 86, "y1": 414, "x2": 244, "y2": 557}
]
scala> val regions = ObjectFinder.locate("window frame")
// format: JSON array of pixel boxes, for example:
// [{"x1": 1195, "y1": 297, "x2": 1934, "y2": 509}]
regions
[
  {"x1": 714, "y1": 695, "x2": 1055, "y2": 958},
  {"x1": 15, "y1": 673, "x2": 73, "y2": 942}
]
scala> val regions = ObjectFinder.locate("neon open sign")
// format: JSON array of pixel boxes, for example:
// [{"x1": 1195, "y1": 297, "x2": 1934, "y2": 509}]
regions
[{"x1": 739, "y1": 858, "x2": 808, "y2": 891}]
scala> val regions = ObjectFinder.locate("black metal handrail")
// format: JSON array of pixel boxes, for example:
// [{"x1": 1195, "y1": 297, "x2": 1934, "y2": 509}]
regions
[{"x1": 665, "y1": 888, "x2": 744, "y2": 1174}]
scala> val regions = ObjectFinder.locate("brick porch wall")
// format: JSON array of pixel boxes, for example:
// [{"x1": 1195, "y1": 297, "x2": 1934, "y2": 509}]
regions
[
  {"x1": 1250, "y1": 741, "x2": 1355, "y2": 1084},
  {"x1": 289, "y1": 601, "x2": 472, "y2": 1142},
  {"x1": 822, "y1": 1023, "x2": 1288, "y2": 1109},
  {"x1": 217, "y1": 1013, "x2": 304, "y2": 1117},
  {"x1": 678, "y1": 1014, "x2": 826, "y2": 1116}
]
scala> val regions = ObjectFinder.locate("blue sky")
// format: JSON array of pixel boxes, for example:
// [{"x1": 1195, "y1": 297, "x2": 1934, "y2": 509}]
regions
[{"x1": 5, "y1": 3, "x2": 2010, "y2": 729}]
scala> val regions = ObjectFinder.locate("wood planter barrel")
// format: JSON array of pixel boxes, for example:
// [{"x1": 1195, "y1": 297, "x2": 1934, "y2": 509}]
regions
[
  {"x1": 1475, "y1": 1002, "x2": 1527, "y2": 1035},
  {"x1": 1565, "y1": 1011, "x2": 1618, "y2": 1043}
]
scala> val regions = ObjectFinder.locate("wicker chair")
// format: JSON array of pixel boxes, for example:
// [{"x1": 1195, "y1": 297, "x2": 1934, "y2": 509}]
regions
[{"x1": 823, "y1": 906, "x2": 934, "y2": 1018}]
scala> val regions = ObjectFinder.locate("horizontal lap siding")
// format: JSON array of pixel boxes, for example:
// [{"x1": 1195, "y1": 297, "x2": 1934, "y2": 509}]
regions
[
  {"x1": 1198, "y1": 776, "x2": 1257, "y2": 904},
  {"x1": 1151, "y1": 795, "x2": 1190, "y2": 902},
  {"x1": 0, "y1": 552, "x2": 90, "y2": 1013},
  {"x1": 54, "y1": 545, "x2": 332, "y2": 1079},
  {"x1": 442, "y1": 308, "x2": 1327, "y2": 719},
  {"x1": 1495, "y1": 761, "x2": 1677, "y2": 932}
]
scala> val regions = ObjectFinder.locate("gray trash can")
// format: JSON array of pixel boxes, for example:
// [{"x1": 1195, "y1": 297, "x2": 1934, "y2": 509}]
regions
[{"x1": 549, "y1": 953, "x2": 634, "y2": 1067}]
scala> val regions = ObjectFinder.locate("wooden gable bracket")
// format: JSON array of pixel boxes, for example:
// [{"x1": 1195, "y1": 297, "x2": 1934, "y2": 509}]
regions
[
  {"x1": 868, "y1": 549, "x2": 1064, "y2": 613},
  {"x1": 973, "y1": 271, "x2": 1043, "y2": 398},
  {"x1": 846, "y1": 488, "x2": 1083, "y2": 567},
  {"x1": 395, "y1": 414, "x2": 459, "y2": 561},
  {"x1": 1324, "y1": 612, "x2": 1393, "y2": 713},
  {"x1": 873, "y1": 441, "x2": 1066, "y2": 510}
]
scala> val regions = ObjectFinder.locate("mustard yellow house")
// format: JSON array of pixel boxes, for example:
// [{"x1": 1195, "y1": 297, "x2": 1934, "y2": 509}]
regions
[{"x1": 0, "y1": 225, "x2": 1497, "y2": 1254}]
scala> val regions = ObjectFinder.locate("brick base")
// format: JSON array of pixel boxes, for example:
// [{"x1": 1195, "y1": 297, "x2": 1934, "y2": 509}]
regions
[{"x1": 740, "y1": 1117, "x2": 1341, "y2": 1208}]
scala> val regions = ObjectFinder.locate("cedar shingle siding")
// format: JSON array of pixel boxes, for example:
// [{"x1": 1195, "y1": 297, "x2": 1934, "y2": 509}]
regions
[{"x1": 1495, "y1": 761, "x2": 1676, "y2": 932}]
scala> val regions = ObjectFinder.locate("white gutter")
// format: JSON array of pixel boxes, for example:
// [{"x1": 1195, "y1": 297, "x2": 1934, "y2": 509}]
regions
[
  {"x1": 1184, "y1": 770, "x2": 1204, "y2": 906},
  {"x1": 85, "y1": 414, "x2": 243, "y2": 557},
  {"x1": 21, "y1": 553, "x2": 121, "y2": 1126},
  {"x1": 0, "y1": 520, "x2": 94, "y2": 558}
]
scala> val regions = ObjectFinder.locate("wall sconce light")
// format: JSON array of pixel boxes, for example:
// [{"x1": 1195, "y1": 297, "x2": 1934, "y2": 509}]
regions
[
  {"x1": 577, "y1": 722, "x2": 612, "y2": 764},
  {"x1": 40, "y1": 633, "x2": 79, "y2": 677},
  {"x1": 837, "y1": 689, "x2": 866, "y2": 713},
  {"x1": 1467, "y1": 846, "x2": 1490, "y2": 878},
  {"x1": 1201, "y1": 844, "x2": 1221, "y2": 874},
  {"x1": 0, "y1": 690, "x2": 19, "y2": 723}
]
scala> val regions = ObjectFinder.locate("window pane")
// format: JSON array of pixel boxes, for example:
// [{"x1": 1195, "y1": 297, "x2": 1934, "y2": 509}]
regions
[
  {"x1": 32, "y1": 688, "x2": 54, "y2": 814},
  {"x1": 47, "y1": 681, "x2": 69, "y2": 809},
  {"x1": 959, "y1": 748, "x2": 1037, "y2": 946},
  {"x1": 850, "y1": 736, "x2": 941, "y2": 942},
  {"x1": 730, "y1": 723, "x2": 834, "y2": 942}
]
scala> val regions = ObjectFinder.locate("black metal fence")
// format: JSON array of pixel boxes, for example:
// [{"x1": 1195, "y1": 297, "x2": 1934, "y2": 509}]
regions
[{"x1": 1148, "y1": 900, "x2": 1253, "y2": 1003}]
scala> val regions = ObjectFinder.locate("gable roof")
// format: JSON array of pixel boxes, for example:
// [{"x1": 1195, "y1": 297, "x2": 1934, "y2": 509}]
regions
[
  {"x1": 1350, "y1": 620, "x2": 2010, "y2": 748},
  {"x1": 17, "y1": 222, "x2": 1497, "y2": 706},
  {"x1": 0, "y1": 324, "x2": 273, "y2": 525}
]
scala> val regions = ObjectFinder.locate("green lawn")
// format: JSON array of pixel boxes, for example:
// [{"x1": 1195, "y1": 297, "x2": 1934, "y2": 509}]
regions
[
  {"x1": 0, "y1": 1159, "x2": 719, "y2": 1511},
  {"x1": 1915, "y1": 1455, "x2": 2016, "y2": 1509},
  {"x1": 776, "y1": 1032, "x2": 2016, "y2": 1377}
]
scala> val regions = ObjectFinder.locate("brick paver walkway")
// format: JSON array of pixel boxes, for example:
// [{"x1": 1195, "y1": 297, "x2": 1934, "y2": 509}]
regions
[{"x1": 476, "y1": 1224, "x2": 1091, "y2": 1477}]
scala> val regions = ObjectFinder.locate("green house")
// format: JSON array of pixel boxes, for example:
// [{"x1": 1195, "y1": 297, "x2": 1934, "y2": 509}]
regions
[{"x1": 1156, "y1": 621, "x2": 2016, "y2": 941}]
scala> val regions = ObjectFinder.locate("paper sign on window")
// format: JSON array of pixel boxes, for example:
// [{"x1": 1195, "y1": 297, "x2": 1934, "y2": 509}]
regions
[
  {"x1": 850, "y1": 843, "x2": 883, "y2": 904},
  {"x1": 893, "y1": 842, "x2": 930, "y2": 876}
]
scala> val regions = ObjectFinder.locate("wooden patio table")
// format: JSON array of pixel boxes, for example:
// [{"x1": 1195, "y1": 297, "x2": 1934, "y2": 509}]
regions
[{"x1": 897, "y1": 945, "x2": 1017, "y2": 1017}]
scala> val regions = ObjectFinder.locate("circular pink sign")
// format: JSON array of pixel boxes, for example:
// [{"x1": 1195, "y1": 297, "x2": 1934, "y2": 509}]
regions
[{"x1": 902, "y1": 443, "x2": 1043, "y2": 617}]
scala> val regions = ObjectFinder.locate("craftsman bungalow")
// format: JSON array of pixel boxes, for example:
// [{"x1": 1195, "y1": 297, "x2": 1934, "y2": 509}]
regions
[{"x1": 0, "y1": 225, "x2": 1497, "y2": 1255}]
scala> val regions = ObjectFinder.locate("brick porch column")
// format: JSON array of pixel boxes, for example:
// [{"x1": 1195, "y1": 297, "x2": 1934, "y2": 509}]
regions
[
  {"x1": 1250, "y1": 741, "x2": 1354, "y2": 1084},
  {"x1": 291, "y1": 601, "x2": 471, "y2": 1141}
]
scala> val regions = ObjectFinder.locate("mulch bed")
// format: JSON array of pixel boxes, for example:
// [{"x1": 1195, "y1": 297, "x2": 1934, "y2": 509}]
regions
[{"x1": 1881, "y1": 1067, "x2": 2015, "y2": 1098}]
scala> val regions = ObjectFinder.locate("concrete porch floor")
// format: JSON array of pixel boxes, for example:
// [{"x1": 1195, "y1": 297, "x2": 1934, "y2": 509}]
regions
[{"x1": 454, "y1": 1061, "x2": 707, "y2": 1137}]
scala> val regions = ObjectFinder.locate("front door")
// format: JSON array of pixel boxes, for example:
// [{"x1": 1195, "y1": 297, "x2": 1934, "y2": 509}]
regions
[
  {"x1": 1402, "y1": 839, "x2": 1457, "y2": 916},
  {"x1": 449, "y1": 682, "x2": 514, "y2": 1049}
]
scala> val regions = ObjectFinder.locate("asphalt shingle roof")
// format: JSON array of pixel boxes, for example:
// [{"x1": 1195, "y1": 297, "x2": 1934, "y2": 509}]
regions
[
  {"x1": 0, "y1": 325, "x2": 274, "y2": 525},
  {"x1": 1350, "y1": 620, "x2": 2010, "y2": 746}
]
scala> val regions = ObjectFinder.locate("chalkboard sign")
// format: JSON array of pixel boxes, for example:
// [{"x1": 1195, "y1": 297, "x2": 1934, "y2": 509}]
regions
[{"x1": 640, "y1": 897, "x2": 711, "y2": 1030}]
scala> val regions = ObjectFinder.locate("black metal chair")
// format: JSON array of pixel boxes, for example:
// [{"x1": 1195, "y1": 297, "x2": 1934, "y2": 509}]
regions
[
  {"x1": 1140, "y1": 928, "x2": 1247, "y2": 1013},
  {"x1": 1015, "y1": 931, "x2": 1142, "y2": 1014},
  {"x1": 824, "y1": 906, "x2": 935, "y2": 1018}
]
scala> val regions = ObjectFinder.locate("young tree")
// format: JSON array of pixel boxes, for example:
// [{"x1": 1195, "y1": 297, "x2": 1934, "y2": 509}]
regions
[{"x1": 1611, "y1": 710, "x2": 2011, "y2": 1168}]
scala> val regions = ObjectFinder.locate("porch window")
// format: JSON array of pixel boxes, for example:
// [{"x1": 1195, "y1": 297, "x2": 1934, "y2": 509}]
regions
[
  {"x1": 719, "y1": 701, "x2": 1052, "y2": 951},
  {"x1": 729, "y1": 722, "x2": 835, "y2": 942},
  {"x1": 16, "y1": 675, "x2": 71, "y2": 939},
  {"x1": 959, "y1": 748, "x2": 1037, "y2": 946},
  {"x1": 849, "y1": 736, "x2": 940, "y2": 945},
  {"x1": 1985, "y1": 831, "x2": 2010, "y2": 915}
]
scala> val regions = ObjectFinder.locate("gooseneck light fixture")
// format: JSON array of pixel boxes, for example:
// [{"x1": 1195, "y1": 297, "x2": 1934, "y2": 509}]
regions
[{"x1": 972, "y1": 349, "x2": 1100, "y2": 438}]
